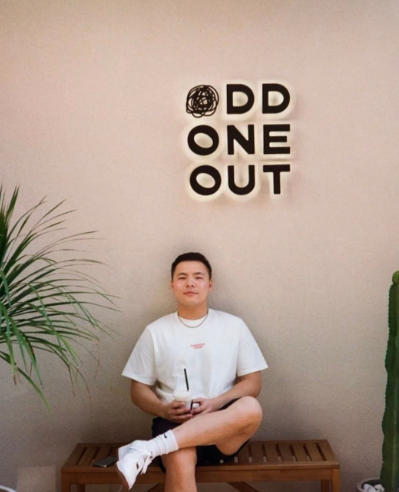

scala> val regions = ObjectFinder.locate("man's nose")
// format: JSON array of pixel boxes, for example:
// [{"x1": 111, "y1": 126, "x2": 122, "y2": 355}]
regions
[{"x1": 186, "y1": 277, "x2": 195, "y2": 286}]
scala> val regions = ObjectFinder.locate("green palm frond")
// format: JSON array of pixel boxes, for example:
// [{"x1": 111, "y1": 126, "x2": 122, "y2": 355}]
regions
[{"x1": 0, "y1": 186, "x2": 117, "y2": 409}]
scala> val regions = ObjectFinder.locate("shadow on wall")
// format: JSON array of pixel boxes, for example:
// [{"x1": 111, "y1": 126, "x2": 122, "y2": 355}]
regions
[{"x1": 16, "y1": 466, "x2": 55, "y2": 492}]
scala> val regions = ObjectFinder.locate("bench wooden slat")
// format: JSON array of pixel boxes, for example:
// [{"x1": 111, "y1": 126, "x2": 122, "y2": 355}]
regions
[
  {"x1": 264, "y1": 443, "x2": 279, "y2": 463},
  {"x1": 278, "y1": 443, "x2": 295, "y2": 462},
  {"x1": 292, "y1": 443, "x2": 308, "y2": 462},
  {"x1": 306, "y1": 442, "x2": 323, "y2": 462},
  {"x1": 94, "y1": 445, "x2": 113, "y2": 462},
  {"x1": 250, "y1": 442, "x2": 264, "y2": 464},
  {"x1": 110, "y1": 445, "x2": 120, "y2": 458},
  {"x1": 237, "y1": 444, "x2": 250, "y2": 464},
  {"x1": 319, "y1": 440, "x2": 336, "y2": 461},
  {"x1": 79, "y1": 446, "x2": 98, "y2": 466},
  {"x1": 64, "y1": 444, "x2": 86, "y2": 466}
]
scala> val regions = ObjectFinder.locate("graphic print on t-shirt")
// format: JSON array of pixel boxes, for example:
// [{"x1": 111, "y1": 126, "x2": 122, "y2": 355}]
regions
[{"x1": 190, "y1": 343, "x2": 205, "y2": 349}]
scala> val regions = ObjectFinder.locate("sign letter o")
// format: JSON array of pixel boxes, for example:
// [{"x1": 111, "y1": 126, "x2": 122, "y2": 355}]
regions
[
  {"x1": 190, "y1": 165, "x2": 222, "y2": 196},
  {"x1": 187, "y1": 125, "x2": 219, "y2": 156}
]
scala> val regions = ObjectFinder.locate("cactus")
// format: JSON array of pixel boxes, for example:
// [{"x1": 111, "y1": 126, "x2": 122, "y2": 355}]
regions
[{"x1": 380, "y1": 272, "x2": 399, "y2": 492}]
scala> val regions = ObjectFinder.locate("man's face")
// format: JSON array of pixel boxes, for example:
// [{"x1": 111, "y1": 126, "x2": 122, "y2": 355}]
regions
[{"x1": 170, "y1": 261, "x2": 213, "y2": 309}]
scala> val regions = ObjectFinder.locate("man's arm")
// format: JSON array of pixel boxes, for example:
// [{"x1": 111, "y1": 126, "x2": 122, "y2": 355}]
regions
[
  {"x1": 216, "y1": 371, "x2": 261, "y2": 407},
  {"x1": 130, "y1": 380, "x2": 192, "y2": 423},
  {"x1": 191, "y1": 371, "x2": 262, "y2": 416},
  {"x1": 130, "y1": 380, "x2": 164, "y2": 417}
]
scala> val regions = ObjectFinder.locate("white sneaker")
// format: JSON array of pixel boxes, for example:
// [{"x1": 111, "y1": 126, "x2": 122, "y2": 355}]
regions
[{"x1": 116, "y1": 441, "x2": 154, "y2": 490}]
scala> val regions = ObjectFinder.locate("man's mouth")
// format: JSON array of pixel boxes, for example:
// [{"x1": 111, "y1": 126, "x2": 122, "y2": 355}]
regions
[{"x1": 184, "y1": 292, "x2": 197, "y2": 295}]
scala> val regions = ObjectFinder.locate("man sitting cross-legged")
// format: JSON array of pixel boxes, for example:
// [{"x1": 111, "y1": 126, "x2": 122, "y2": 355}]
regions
[{"x1": 117, "y1": 252, "x2": 268, "y2": 491}]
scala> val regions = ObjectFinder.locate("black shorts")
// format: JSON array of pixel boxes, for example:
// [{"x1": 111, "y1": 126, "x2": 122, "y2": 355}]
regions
[{"x1": 151, "y1": 398, "x2": 248, "y2": 472}]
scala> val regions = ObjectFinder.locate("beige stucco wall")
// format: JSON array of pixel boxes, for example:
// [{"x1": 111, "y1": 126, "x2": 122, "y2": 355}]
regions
[{"x1": 1, "y1": 1, "x2": 399, "y2": 491}]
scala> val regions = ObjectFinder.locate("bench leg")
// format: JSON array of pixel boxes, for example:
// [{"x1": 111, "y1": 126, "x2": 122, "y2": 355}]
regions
[
  {"x1": 228, "y1": 483, "x2": 258, "y2": 492},
  {"x1": 61, "y1": 474, "x2": 72, "y2": 492},
  {"x1": 331, "y1": 469, "x2": 340, "y2": 492},
  {"x1": 321, "y1": 481, "x2": 329, "y2": 492}
]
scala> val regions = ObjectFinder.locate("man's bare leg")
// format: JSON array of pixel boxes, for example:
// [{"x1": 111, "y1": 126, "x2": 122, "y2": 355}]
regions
[
  {"x1": 162, "y1": 447, "x2": 197, "y2": 492},
  {"x1": 161, "y1": 397, "x2": 261, "y2": 492},
  {"x1": 173, "y1": 396, "x2": 262, "y2": 455},
  {"x1": 117, "y1": 397, "x2": 262, "y2": 490}
]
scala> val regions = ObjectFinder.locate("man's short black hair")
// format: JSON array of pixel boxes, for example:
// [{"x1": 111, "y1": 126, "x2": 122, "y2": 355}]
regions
[{"x1": 171, "y1": 252, "x2": 212, "y2": 279}]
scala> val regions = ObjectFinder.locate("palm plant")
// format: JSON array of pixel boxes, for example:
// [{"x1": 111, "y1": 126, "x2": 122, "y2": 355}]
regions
[{"x1": 0, "y1": 186, "x2": 115, "y2": 409}]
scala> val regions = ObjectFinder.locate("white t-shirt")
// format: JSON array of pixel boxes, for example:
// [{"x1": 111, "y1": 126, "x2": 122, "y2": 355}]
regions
[{"x1": 122, "y1": 309, "x2": 268, "y2": 403}]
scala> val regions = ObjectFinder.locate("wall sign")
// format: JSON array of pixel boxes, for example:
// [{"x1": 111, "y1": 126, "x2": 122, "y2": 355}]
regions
[{"x1": 184, "y1": 82, "x2": 293, "y2": 200}]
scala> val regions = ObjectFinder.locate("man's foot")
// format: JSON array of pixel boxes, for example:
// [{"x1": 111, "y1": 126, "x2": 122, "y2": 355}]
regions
[{"x1": 116, "y1": 440, "x2": 154, "y2": 490}]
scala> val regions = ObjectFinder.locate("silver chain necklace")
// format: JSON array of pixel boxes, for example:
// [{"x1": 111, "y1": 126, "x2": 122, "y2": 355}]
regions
[{"x1": 177, "y1": 310, "x2": 209, "y2": 328}]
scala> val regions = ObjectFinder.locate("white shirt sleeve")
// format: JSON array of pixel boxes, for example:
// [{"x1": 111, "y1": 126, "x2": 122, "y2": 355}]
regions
[
  {"x1": 121, "y1": 327, "x2": 158, "y2": 385},
  {"x1": 236, "y1": 321, "x2": 268, "y2": 377}
]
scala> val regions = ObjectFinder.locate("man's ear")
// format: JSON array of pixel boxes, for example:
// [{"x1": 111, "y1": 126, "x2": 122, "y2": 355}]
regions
[{"x1": 209, "y1": 279, "x2": 213, "y2": 291}]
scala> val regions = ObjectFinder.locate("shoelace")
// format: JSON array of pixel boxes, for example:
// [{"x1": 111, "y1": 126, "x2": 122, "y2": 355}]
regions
[
  {"x1": 129, "y1": 448, "x2": 153, "y2": 474},
  {"x1": 139, "y1": 452, "x2": 153, "y2": 474}
]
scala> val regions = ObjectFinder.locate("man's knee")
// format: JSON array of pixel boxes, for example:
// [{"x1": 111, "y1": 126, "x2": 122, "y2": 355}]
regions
[
  {"x1": 229, "y1": 396, "x2": 263, "y2": 430},
  {"x1": 162, "y1": 447, "x2": 197, "y2": 472}
]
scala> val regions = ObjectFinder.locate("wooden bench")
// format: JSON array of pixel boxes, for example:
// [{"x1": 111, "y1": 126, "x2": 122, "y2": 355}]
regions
[{"x1": 61, "y1": 439, "x2": 340, "y2": 492}]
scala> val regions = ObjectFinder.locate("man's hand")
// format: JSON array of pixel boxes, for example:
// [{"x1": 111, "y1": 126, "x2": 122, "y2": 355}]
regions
[
  {"x1": 190, "y1": 398, "x2": 221, "y2": 416},
  {"x1": 162, "y1": 400, "x2": 193, "y2": 423}
]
